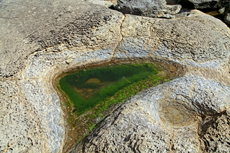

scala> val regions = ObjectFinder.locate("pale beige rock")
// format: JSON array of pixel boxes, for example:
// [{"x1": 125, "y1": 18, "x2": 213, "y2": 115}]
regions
[
  {"x1": 0, "y1": 0, "x2": 230, "y2": 153},
  {"x1": 0, "y1": 0, "x2": 123, "y2": 152},
  {"x1": 116, "y1": 10, "x2": 230, "y2": 65},
  {"x1": 0, "y1": 0, "x2": 123, "y2": 77},
  {"x1": 80, "y1": 0, "x2": 117, "y2": 7},
  {"x1": 74, "y1": 10, "x2": 230, "y2": 153},
  {"x1": 74, "y1": 75, "x2": 230, "y2": 152}
]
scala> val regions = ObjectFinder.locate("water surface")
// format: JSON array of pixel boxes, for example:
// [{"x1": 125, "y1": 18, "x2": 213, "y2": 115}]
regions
[{"x1": 59, "y1": 63, "x2": 158, "y2": 113}]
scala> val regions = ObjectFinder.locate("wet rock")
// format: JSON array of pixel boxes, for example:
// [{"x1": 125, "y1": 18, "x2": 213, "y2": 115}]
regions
[
  {"x1": 74, "y1": 76, "x2": 230, "y2": 152},
  {"x1": 115, "y1": 0, "x2": 182, "y2": 18},
  {"x1": 73, "y1": 10, "x2": 230, "y2": 153}
]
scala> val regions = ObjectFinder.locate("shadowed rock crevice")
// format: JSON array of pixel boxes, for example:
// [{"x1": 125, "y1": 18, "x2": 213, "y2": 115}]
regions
[
  {"x1": 179, "y1": 0, "x2": 229, "y2": 10},
  {"x1": 197, "y1": 111, "x2": 230, "y2": 152}
]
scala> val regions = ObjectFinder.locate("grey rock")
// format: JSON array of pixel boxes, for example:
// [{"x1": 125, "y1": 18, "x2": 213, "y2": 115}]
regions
[
  {"x1": 0, "y1": 0, "x2": 230, "y2": 152},
  {"x1": 166, "y1": 0, "x2": 177, "y2": 5},
  {"x1": 79, "y1": 0, "x2": 117, "y2": 7},
  {"x1": 178, "y1": 0, "x2": 229, "y2": 10},
  {"x1": 202, "y1": 113, "x2": 230, "y2": 152},
  {"x1": 74, "y1": 76, "x2": 230, "y2": 152},
  {"x1": 115, "y1": 11, "x2": 230, "y2": 68},
  {"x1": 0, "y1": 0, "x2": 123, "y2": 77},
  {"x1": 0, "y1": 0, "x2": 123, "y2": 152},
  {"x1": 115, "y1": 0, "x2": 182, "y2": 18}
]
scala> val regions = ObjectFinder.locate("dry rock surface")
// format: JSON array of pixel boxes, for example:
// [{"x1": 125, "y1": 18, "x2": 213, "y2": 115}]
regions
[
  {"x1": 115, "y1": 0, "x2": 182, "y2": 18},
  {"x1": 0, "y1": 0, "x2": 230, "y2": 153}
]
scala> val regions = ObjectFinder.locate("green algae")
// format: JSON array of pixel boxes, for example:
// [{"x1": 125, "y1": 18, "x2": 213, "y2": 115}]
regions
[
  {"x1": 56, "y1": 61, "x2": 185, "y2": 152},
  {"x1": 59, "y1": 63, "x2": 159, "y2": 114}
]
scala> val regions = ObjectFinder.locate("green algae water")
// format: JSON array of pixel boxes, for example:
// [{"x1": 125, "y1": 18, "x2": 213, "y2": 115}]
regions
[
  {"x1": 59, "y1": 63, "x2": 159, "y2": 114},
  {"x1": 57, "y1": 61, "x2": 184, "y2": 151}
]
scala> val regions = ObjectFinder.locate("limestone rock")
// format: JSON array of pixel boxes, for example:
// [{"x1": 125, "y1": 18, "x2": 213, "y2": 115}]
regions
[
  {"x1": 0, "y1": 0, "x2": 123, "y2": 77},
  {"x1": 80, "y1": 0, "x2": 117, "y2": 7},
  {"x1": 0, "y1": 0, "x2": 230, "y2": 152},
  {"x1": 115, "y1": 0, "x2": 182, "y2": 18},
  {"x1": 74, "y1": 76, "x2": 230, "y2": 152},
  {"x1": 202, "y1": 113, "x2": 230, "y2": 152},
  {"x1": 0, "y1": 0, "x2": 123, "y2": 152},
  {"x1": 115, "y1": 10, "x2": 230, "y2": 68},
  {"x1": 73, "y1": 10, "x2": 230, "y2": 153}
]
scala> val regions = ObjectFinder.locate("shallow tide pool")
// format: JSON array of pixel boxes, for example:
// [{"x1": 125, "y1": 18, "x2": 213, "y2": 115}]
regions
[
  {"x1": 59, "y1": 63, "x2": 160, "y2": 114},
  {"x1": 56, "y1": 61, "x2": 185, "y2": 151}
]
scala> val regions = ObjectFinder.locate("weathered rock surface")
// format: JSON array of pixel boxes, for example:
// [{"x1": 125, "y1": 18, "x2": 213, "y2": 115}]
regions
[
  {"x1": 74, "y1": 76, "x2": 230, "y2": 152},
  {"x1": 0, "y1": 0, "x2": 123, "y2": 152},
  {"x1": 73, "y1": 10, "x2": 230, "y2": 153},
  {"x1": 202, "y1": 112, "x2": 230, "y2": 152},
  {"x1": 80, "y1": 0, "x2": 117, "y2": 7},
  {"x1": 0, "y1": 0, "x2": 123, "y2": 77},
  {"x1": 0, "y1": 0, "x2": 230, "y2": 153},
  {"x1": 115, "y1": 0, "x2": 182, "y2": 18},
  {"x1": 116, "y1": 11, "x2": 230, "y2": 67}
]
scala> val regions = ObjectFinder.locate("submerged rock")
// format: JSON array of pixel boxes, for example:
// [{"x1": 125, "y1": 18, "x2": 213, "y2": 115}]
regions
[{"x1": 74, "y1": 76, "x2": 230, "y2": 152}]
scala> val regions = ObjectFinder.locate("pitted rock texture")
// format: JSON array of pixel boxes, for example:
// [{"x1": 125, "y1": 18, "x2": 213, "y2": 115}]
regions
[
  {"x1": 74, "y1": 76, "x2": 230, "y2": 152},
  {"x1": 115, "y1": 0, "x2": 182, "y2": 18},
  {"x1": 202, "y1": 113, "x2": 230, "y2": 152},
  {"x1": 0, "y1": 0, "x2": 123, "y2": 152},
  {"x1": 116, "y1": 11, "x2": 230, "y2": 66},
  {"x1": 0, "y1": 80, "x2": 50, "y2": 153},
  {"x1": 0, "y1": 0, "x2": 123, "y2": 77},
  {"x1": 0, "y1": 0, "x2": 230, "y2": 153}
]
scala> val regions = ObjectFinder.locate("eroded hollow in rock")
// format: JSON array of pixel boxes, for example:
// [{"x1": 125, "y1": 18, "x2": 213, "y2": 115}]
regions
[
  {"x1": 59, "y1": 63, "x2": 162, "y2": 114},
  {"x1": 159, "y1": 100, "x2": 196, "y2": 126},
  {"x1": 199, "y1": 111, "x2": 230, "y2": 152},
  {"x1": 54, "y1": 59, "x2": 186, "y2": 152}
]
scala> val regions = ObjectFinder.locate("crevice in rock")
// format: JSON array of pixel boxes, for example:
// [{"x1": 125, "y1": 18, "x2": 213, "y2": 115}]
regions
[
  {"x1": 111, "y1": 14, "x2": 126, "y2": 59},
  {"x1": 199, "y1": 111, "x2": 226, "y2": 137},
  {"x1": 198, "y1": 110, "x2": 230, "y2": 152}
]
